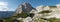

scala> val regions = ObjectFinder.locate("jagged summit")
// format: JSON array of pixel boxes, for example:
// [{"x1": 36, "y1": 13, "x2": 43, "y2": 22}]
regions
[{"x1": 16, "y1": 2, "x2": 36, "y2": 13}]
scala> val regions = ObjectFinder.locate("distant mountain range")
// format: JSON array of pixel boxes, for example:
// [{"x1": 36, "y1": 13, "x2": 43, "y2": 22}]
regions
[{"x1": 0, "y1": 11, "x2": 15, "y2": 18}]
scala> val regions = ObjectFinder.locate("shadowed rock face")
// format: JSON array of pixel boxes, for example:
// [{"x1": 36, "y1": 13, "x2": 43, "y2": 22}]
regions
[
  {"x1": 23, "y1": 2, "x2": 33, "y2": 12},
  {"x1": 16, "y1": 2, "x2": 36, "y2": 13}
]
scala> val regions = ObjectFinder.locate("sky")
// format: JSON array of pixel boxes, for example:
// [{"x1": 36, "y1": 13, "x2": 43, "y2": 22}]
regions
[{"x1": 0, "y1": 0, "x2": 60, "y2": 11}]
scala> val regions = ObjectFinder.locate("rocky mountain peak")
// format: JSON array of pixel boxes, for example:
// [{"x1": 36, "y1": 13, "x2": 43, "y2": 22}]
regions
[{"x1": 16, "y1": 2, "x2": 36, "y2": 14}]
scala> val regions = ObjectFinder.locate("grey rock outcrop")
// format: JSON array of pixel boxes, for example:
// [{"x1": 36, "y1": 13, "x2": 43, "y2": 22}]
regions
[{"x1": 16, "y1": 2, "x2": 36, "y2": 14}]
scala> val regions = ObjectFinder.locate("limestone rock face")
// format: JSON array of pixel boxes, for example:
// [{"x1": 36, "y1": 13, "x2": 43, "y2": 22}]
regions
[
  {"x1": 16, "y1": 4, "x2": 23, "y2": 13},
  {"x1": 16, "y1": 2, "x2": 36, "y2": 14}
]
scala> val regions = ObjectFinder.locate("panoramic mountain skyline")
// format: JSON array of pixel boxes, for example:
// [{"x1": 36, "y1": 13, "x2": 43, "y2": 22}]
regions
[{"x1": 0, "y1": 0, "x2": 60, "y2": 11}]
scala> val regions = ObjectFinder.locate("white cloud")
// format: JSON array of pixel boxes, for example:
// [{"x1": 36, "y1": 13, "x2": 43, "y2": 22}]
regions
[
  {"x1": 56, "y1": 4, "x2": 60, "y2": 6},
  {"x1": 0, "y1": 2, "x2": 8, "y2": 11}
]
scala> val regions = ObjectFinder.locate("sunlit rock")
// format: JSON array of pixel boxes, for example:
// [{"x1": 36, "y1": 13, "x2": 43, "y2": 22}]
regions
[{"x1": 23, "y1": 17, "x2": 32, "y2": 22}]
